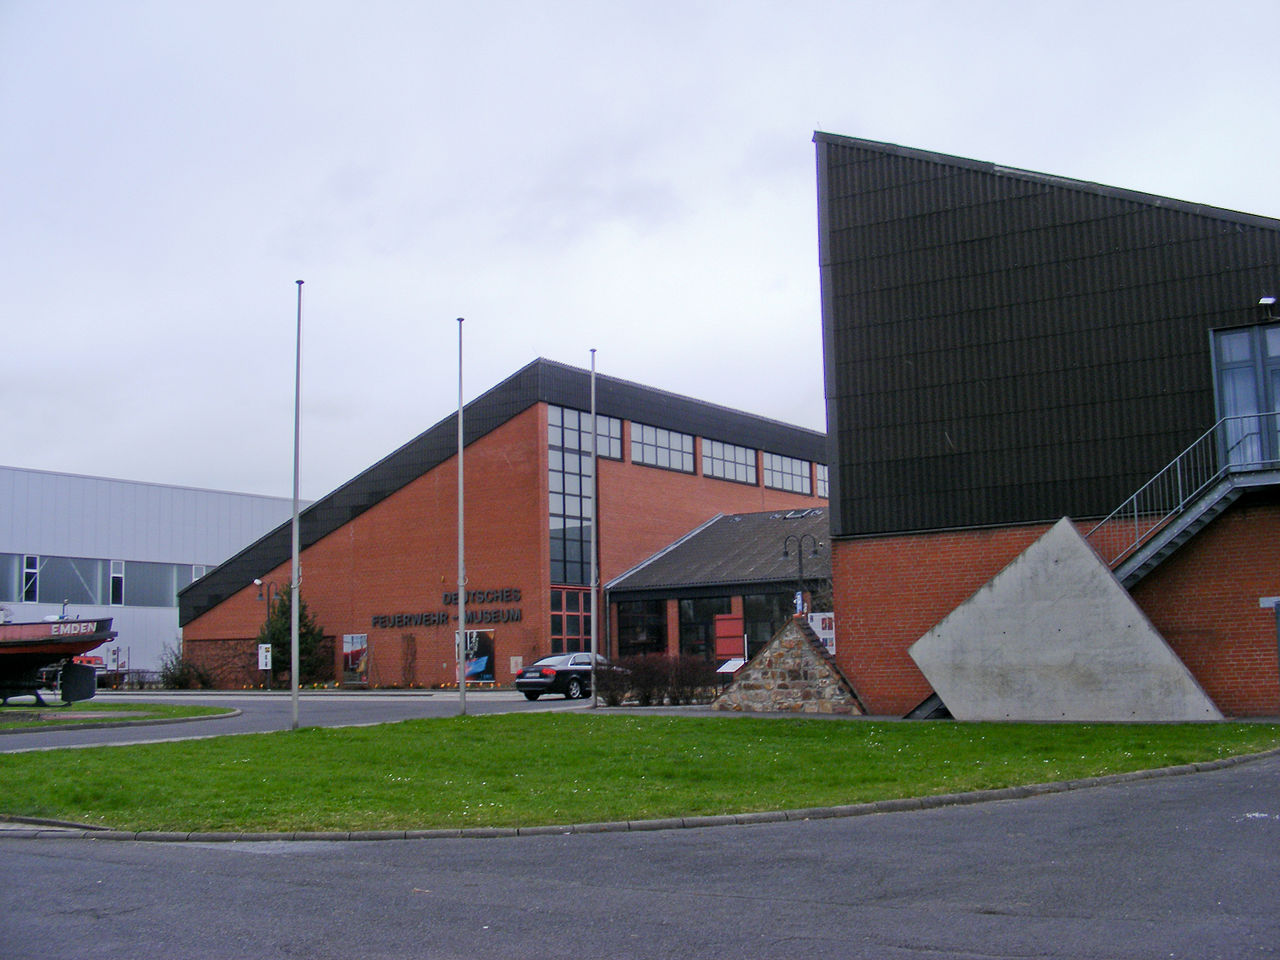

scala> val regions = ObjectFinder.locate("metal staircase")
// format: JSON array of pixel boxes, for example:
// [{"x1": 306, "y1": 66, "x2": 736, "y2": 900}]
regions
[{"x1": 1086, "y1": 414, "x2": 1280, "y2": 588}]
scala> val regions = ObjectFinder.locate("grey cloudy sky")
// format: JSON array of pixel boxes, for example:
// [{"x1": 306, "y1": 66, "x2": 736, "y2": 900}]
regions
[{"x1": 4, "y1": 0, "x2": 1279, "y2": 500}]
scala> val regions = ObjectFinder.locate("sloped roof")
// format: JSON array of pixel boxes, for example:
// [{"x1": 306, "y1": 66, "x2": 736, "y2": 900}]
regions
[
  {"x1": 606, "y1": 507, "x2": 829, "y2": 598},
  {"x1": 812, "y1": 132, "x2": 1280, "y2": 231},
  {"x1": 180, "y1": 358, "x2": 827, "y2": 625}
]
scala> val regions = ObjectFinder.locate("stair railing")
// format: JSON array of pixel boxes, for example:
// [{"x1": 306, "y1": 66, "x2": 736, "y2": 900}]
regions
[{"x1": 1085, "y1": 414, "x2": 1278, "y2": 566}]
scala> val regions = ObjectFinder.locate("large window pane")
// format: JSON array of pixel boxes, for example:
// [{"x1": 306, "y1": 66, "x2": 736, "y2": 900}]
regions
[
  {"x1": 617, "y1": 599, "x2": 667, "y2": 657},
  {"x1": 743, "y1": 592, "x2": 794, "y2": 658},
  {"x1": 678, "y1": 596, "x2": 731, "y2": 661},
  {"x1": 548, "y1": 404, "x2": 615, "y2": 586},
  {"x1": 124, "y1": 561, "x2": 183, "y2": 607},
  {"x1": 37, "y1": 556, "x2": 108, "y2": 606},
  {"x1": 0, "y1": 554, "x2": 20, "y2": 603}
]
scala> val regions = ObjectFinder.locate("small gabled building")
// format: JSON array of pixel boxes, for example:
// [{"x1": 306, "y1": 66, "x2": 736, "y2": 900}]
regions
[
  {"x1": 815, "y1": 132, "x2": 1280, "y2": 717},
  {"x1": 606, "y1": 507, "x2": 831, "y2": 662}
]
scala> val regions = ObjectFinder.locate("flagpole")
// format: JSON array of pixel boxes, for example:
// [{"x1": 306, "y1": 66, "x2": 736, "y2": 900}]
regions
[
  {"x1": 457, "y1": 317, "x2": 467, "y2": 716},
  {"x1": 291, "y1": 280, "x2": 303, "y2": 731},
  {"x1": 589, "y1": 349, "x2": 598, "y2": 708}
]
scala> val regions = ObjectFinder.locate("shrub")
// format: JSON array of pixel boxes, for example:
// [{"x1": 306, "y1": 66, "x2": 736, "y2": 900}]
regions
[
  {"x1": 666, "y1": 655, "x2": 718, "y2": 705},
  {"x1": 594, "y1": 662, "x2": 630, "y2": 706},
  {"x1": 258, "y1": 588, "x2": 332, "y2": 685},
  {"x1": 612, "y1": 654, "x2": 719, "y2": 706},
  {"x1": 617, "y1": 654, "x2": 667, "y2": 706},
  {"x1": 158, "y1": 645, "x2": 212, "y2": 690}
]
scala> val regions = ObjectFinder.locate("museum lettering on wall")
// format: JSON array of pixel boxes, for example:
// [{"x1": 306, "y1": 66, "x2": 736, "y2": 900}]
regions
[{"x1": 371, "y1": 586, "x2": 523, "y2": 630}]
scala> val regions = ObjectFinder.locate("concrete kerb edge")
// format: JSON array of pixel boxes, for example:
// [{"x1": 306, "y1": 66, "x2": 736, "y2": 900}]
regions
[
  {"x1": 5, "y1": 745, "x2": 1279, "y2": 843},
  {"x1": 0, "y1": 707, "x2": 242, "y2": 736}
]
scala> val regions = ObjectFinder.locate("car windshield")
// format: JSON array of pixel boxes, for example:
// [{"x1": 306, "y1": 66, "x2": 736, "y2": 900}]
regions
[{"x1": 531, "y1": 656, "x2": 569, "y2": 667}]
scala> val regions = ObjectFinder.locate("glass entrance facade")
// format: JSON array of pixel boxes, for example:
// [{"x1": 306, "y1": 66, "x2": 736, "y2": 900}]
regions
[{"x1": 1214, "y1": 324, "x2": 1280, "y2": 469}]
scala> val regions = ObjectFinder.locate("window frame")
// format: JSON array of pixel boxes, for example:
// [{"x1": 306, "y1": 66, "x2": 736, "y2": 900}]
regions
[
  {"x1": 631, "y1": 422, "x2": 695, "y2": 474},
  {"x1": 703, "y1": 439, "x2": 758, "y2": 485},
  {"x1": 762, "y1": 452, "x2": 813, "y2": 494}
]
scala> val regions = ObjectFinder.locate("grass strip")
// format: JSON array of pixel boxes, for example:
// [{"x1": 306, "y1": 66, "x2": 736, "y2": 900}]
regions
[
  {"x1": 0, "y1": 713, "x2": 1276, "y2": 832},
  {"x1": 0, "y1": 702, "x2": 231, "y2": 730}
]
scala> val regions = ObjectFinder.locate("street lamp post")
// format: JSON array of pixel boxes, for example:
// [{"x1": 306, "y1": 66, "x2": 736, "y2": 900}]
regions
[{"x1": 782, "y1": 534, "x2": 822, "y2": 615}]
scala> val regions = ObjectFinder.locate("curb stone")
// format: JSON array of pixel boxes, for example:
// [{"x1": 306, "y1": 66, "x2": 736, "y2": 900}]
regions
[
  {"x1": 0, "y1": 708, "x2": 241, "y2": 736},
  {"x1": 4, "y1": 745, "x2": 1279, "y2": 843}
]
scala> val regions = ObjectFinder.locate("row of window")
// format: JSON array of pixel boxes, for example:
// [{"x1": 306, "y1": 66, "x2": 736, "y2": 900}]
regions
[
  {"x1": 1, "y1": 554, "x2": 208, "y2": 609},
  {"x1": 634, "y1": 425, "x2": 827, "y2": 495},
  {"x1": 615, "y1": 592, "x2": 796, "y2": 661},
  {"x1": 549, "y1": 404, "x2": 827, "y2": 496}
]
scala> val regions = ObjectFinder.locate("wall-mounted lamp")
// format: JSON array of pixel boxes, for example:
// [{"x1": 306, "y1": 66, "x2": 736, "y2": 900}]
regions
[{"x1": 1260, "y1": 295, "x2": 1278, "y2": 320}]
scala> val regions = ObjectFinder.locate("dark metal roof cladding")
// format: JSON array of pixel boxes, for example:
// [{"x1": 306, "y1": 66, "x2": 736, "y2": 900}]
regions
[
  {"x1": 606, "y1": 507, "x2": 830, "y2": 599},
  {"x1": 815, "y1": 132, "x2": 1280, "y2": 539}
]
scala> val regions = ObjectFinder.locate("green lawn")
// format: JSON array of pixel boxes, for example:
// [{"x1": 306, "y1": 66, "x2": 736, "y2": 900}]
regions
[
  {"x1": 0, "y1": 701, "x2": 232, "y2": 730},
  {"x1": 1, "y1": 713, "x2": 1276, "y2": 833}
]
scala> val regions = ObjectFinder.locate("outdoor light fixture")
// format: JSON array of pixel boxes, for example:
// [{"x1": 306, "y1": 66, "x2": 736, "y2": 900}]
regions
[
  {"x1": 1260, "y1": 295, "x2": 1278, "y2": 319},
  {"x1": 783, "y1": 534, "x2": 822, "y2": 615}
]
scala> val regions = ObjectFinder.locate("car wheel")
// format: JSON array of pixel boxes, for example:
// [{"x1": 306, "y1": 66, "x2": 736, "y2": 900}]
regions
[
  {"x1": 523, "y1": 691, "x2": 541, "y2": 701},
  {"x1": 566, "y1": 678, "x2": 583, "y2": 699}
]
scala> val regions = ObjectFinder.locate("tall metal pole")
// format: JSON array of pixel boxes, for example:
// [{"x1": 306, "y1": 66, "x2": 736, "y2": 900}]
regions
[
  {"x1": 291, "y1": 280, "x2": 303, "y2": 731},
  {"x1": 457, "y1": 318, "x2": 467, "y2": 716},
  {"x1": 589, "y1": 349, "x2": 599, "y2": 708}
]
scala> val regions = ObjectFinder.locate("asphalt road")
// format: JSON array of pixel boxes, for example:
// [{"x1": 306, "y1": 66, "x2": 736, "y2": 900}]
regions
[
  {"x1": 0, "y1": 689, "x2": 584, "y2": 752},
  {"x1": 2, "y1": 746, "x2": 1279, "y2": 957}
]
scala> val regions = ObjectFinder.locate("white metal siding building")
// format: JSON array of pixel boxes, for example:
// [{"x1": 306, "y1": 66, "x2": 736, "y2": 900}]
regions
[{"x1": 1, "y1": 466, "x2": 299, "y2": 672}]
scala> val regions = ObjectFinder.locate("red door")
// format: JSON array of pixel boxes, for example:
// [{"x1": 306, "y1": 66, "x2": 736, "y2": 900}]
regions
[{"x1": 713, "y1": 614, "x2": 745, "y2": 660}]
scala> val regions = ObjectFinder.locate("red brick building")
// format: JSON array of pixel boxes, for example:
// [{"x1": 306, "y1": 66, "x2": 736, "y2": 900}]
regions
[
  {"x1": 816, "y1": 133, "x2": 1280, "y2": 717},
  {"x1": 178, "y1": 359, "x2": 826, "y2": 688}
]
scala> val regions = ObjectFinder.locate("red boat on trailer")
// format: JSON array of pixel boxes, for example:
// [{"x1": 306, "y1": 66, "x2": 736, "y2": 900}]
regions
[{"x1": 0, "y1": 618, "x2": 116, "y2": 704}]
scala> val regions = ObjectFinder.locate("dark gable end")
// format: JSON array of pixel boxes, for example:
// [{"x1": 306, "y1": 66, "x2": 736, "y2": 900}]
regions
[
  {"x1": 815, "y1": 132, "x2": 1280, "y2": 538},
  {"x1": 179, "y1": 358, "x2": 826, "y2": 626}
]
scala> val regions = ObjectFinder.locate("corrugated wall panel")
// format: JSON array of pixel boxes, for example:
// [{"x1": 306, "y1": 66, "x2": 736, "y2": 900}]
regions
[
  {"x1": 0, "y1": 466, "x2": 298, "y2": 565},
  {"x1": 816, "y1": 133, "x2": 1280, "y2": 537}
]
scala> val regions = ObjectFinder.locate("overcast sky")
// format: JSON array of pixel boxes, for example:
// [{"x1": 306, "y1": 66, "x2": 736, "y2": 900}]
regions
[{"x1": 4, "y1": 1, "x2": 1279, "y2": 501}]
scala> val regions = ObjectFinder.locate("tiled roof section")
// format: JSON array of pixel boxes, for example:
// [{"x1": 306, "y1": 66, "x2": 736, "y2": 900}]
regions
[
  {"x1": 606, "y1": 507, "x2": 830, "y2": 596},
  {"x1": 180, "y1": 358, "x2": 828, "y2": 626}
]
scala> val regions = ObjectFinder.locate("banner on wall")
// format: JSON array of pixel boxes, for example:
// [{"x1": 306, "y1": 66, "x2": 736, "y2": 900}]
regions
[
  {"x1": 462, "y1": 629, "x2": 495, "y2": 683},
  {"x1": 342, "y1": 633, "x2": 368, "y2": 684},
  {"x1": 807, "y1": 612, "x2": 835, "y2": 655}
]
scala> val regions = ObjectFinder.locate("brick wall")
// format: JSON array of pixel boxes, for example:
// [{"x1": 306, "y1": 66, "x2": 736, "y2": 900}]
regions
[
  {"x1": 183, "y1": 407, "x2": 548, "y2": 688},
  {"x1": 1131, "y1": 497, "x2": 1280, "y2": 717},
  {"x1": 832, "y1": 502, "x2": 1280, "y2": 717},
  {"x1": 597, "y1": 426, "x2": 826, "y2": 583},
  {"x1": 184, "y1": 404, "x2": 825, "y2": 687},
  {"x1": 831, "y1": 524, "x2": 1048, "y2": 716}
]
